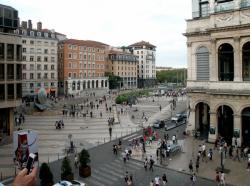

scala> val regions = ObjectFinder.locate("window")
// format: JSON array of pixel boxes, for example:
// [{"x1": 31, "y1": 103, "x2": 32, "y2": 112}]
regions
[
  {"x1": 22, "y1": 40, "x2": 26, "y2": 44},
  {"x1": 30, "y1": 56, "x2": 34, "y2": 61},
  {"x1": 22, "y1": 73, "x2": 26, "y2": 80},
  {"x1": 37, "y1": 40, "x2": 42, "y2": 45},
  {"x1": 7, "y1": 44, "x2": 14, "y2": 60},
  {"x1": 30, "y1": 64, "x2": 34, "y2": 70},
  {"x1": 73, "y1": 53, "x2": 77, "y2": 59},
  {"x1": 44, "y1": 33, "x2": 49, "y2": 37},
  {"x1": 51, "y1": 65, "x2": 55, "y2": 70},
  {"x1": 44, "y1": 49, "x2": 48, "y2": 54},
  {"x1": 37, "y1": 83, "x2": 41, "y2": 87},
  {"x1": 0, "y1": 43, "x2": 4, "y2": 60},
  {"x1": 37, "y1": 73, "x2": 41, "y2": 79},
  {"x1": 51, "y1": 73, "x2": 55, "y2": 79},
  {"x1": 37, "y1": 56, "x2": 41, "y2": 62},
  {"x1": 73, "y1": 73, "x2": 77, "y2": 78},
  {"x1": 37, "y1": 32, "x2": 41, "y2": 37},
  {"x1": 73, "y1": 45, "x2": 77, "y2": 50},
  {"x1": 44, "y1": 57, "x2": 48, "y2": 62},
  {"x1": 68, "y1": 72, "x2": 72, "y2": 78},
  {"x1": 68, "y1": 63, "x2": 72, "y2": 68},
  {"x1": 37, "y1": 48, "x2": 42, "y2": 53},
  {"x1": 44, "y1": 65, "x2": 48, "y2": 70},
  {"x1": 22, "y1": 56, "x2": 26, "y2": 61},
  {"x1": 22, "y1": 64, "x2": 26, "y2": 70},
  {"x1": 30, "y1": 73, "x2": 34, "y2": 79},
  {"x1": 37, "y1": 64, "x2": 41, "y2": 70},
  {"x1": 51, "y1": 42, "x2": 55, "y2": 46},
  {"x1": 30, "y1": 83, "x2": 34, "y2": 88},
  {"x1": 44, "y1": 73, "x2": 48, "y2": 79},
  {"x1": 51, "y1": 49, "x2": 55, "y2": 54},
  {"x1": 30, "y1": 48, "x2": 34, "y2": 53},
  {"x1": 30, "y1": 31, "x2": 34, "y2": 36},
  {"x1": 68, "y1": 53, "x2": 72, "y2": 59},
  {"x1": 30, "y1": 40, "x2": 34, "y2": 44},
  {"x1": 51, "y1": 57, "x2": 55, "y2": 62}
]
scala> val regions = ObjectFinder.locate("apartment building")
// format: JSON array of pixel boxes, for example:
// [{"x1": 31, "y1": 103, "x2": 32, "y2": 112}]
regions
[
  {"x1": 128, "y1": 41, "x2": 156, "y2": 88},
  {"x1": 185, "y1": 0, "x2": 250, "y2": 146},
  {"x1": 58, "y1": 39, "x2": 109, "y2": 95},
  {"x1": 17, "y1": 20, "x2": 59, "y2": 97},
  {"x1": 0, "y1": 4, "x2": 22, "y2": 141},
  {"x1": 107, "y1": 49, "x2": 138, "y2": 89}
]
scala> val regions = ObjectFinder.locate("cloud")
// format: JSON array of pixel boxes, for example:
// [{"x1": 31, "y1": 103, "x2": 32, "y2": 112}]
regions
[{"x1": 2, "y1": 0, "x2": 192, "y2": 67}]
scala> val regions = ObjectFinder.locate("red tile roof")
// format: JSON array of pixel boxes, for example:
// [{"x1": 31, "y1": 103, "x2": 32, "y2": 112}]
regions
[
  {"x1": 60, "y1": 39, "x2": 109, "y2": 48},
  {"x1": 129, "y1": 41, "x2": 156, "y2": 48}
]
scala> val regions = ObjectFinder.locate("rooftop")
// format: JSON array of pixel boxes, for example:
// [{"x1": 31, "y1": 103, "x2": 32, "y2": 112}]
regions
[
  {"x1": 61, "y1": 39, "x2": 109, "y2": 48},
  {"x1": 129, "y1": 40, "x2": 156, "y2": 48}
]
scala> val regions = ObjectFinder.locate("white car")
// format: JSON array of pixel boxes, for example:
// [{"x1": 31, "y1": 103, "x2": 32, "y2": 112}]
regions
[{"x1": 53, "y1": 180, "x2": 86, "y2": 186}]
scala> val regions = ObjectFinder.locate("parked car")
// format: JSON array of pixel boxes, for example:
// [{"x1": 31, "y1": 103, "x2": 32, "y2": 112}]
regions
[
  {"x1": 53, "y1": 180, "x2": 86, "y2": 186},
  {"x1": 153, "y1": 120, "x2": 165, "y2": 129}
]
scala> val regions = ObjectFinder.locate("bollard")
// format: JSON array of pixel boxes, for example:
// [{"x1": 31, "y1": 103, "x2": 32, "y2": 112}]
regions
[
  {"x1": 104, "y1": 138, "x2": 105, "y2": 143},
  {"x1": 58, "y1": 153, "x2": 59, "y2": 160}
]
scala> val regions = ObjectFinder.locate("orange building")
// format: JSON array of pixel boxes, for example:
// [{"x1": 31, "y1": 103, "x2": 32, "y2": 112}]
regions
[{"x1": 58, "y1": 39, "x2": 109, "y2": 95}]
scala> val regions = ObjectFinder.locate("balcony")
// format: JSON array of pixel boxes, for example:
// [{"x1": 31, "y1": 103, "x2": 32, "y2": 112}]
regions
[{"x1": 187, "y1": 80, "x2": 250, "y2": 95}]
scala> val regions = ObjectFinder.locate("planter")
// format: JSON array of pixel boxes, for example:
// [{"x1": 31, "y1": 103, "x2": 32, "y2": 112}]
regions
[{"x1": 79, "y1": 166, "x2": 91, "y2": 178}]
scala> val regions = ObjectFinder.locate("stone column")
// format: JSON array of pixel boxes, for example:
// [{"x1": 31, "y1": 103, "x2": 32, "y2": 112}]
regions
[
  {"x1": 210, "y1": 39, "x2": 218, "y2": 81},
  {"x1": 234, "y1": 114, "x2": 242, "y2": 147},
  {"x1": 234, "y1": 37, "x2": 242, "y2": 81},
  {"x1": 209, "y1": 0, "x2": 215, "y2": 14},
  {"x1": 186, "y1": 42, "x2": 192, "y2": 80},
  {"x1": 208, "y1": 112, "x2": 217, "y2": 143},
  {"x1": 187, "y1": 108, "x2": 196, "y2": 134}
]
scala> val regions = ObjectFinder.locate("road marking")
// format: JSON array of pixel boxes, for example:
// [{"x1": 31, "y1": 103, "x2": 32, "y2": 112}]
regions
[
  {"x1": 122, "y1": 133, "x2": 137, "y2": 140},
  {"x1": 128, "y1": 135, "x2": 142, "y2": 142}
]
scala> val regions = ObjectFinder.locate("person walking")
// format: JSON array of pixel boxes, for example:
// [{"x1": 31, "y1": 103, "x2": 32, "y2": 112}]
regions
[
  {"x1": 154, "y1": 176, "x2": 160, "y2": 186},
  {"x1": 149, "y1": 180, "x2": 154, "y2": 186},
  {"x1": 191, "y1": 173, "x2": 197, "y2": 186},
  {"x1": 189, "y1": 159, "x2": 193, "y2": 173},
  {"x1": 220, "y1": 171, "x2": 226, "y2": 186},
  {"x1": 195, "y1": 159, "x2": 199, "y2": 173},
  {"x1": 162, "y1": 173, "x2": 168, "y2": 185},
  {"x1": 149, "y1": 156, "x2": 154, "y2": 172},
  {"x1": 215, "y1": 171, "x2": 220, "y2": 186},
  {"x1": 74, "y1": 154, "x2": 78, "y2": 168},
  {"x1": 247, "y1": 157, "x2": 250, "y2": 170},
  {"x1": 144, "y1": 158, "x2": 148, "y2": 171}
]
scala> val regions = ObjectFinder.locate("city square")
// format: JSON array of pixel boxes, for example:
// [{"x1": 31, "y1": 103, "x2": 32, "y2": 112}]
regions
[{"x1": 1, "y1": 0, "x2": 250, "y2": 186}]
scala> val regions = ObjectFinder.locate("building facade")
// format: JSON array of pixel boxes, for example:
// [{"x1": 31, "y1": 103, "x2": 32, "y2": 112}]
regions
[
  {"x1": 107, "y1": 49, "x2": 138, "y2": 89},
  {"x1": 185, "y1": 0, "x2": 250, "y2": 146},
  {"x1": 0, "y1": 4, "x2": 22, "y2": 141},
  {"x1": 17, "y1": 21, "x2": 59, "y2": 97},
  {"x1": 129, "y1": 41, "x2": 157, "y2": 88},
  {"x1": 58, "y1": 39, "x2": 109, "y2": 95}
]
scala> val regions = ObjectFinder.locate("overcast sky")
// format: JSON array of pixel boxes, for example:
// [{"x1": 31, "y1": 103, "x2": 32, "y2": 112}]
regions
[{"x1": 2, "y1": 0, "x2": 192, "y2": 68}]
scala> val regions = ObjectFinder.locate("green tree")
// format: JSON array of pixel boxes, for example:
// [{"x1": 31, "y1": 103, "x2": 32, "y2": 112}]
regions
[
  {"x1": 156, "y1": 69, "x2": 187, "y2": 85},
  {"x1": 61, "y1": 157, "x2": 73, "y2": 181},
  {"x1": 39, "y1": 163, "x2": 54, "y2": 186},
  {"x1": 105, "y1": 72, "x2": 122, "y2": 89}
]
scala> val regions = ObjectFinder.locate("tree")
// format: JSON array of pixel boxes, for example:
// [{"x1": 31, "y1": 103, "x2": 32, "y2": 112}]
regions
[
  {"x1": 61, "y1": 157, "x2": 73, "y2": 181},
  {"x1": 79, "y1": 149, "x2": 90, "y2": 167},
  {"x1": 39, "y1": 163, "x2": 54, "y2": 186},
  {"x1": 105, "y1": 72, "x2": 122, "y2": 89},
  {"x1": 156, "y1": 69, "x2": 187, "y2": 85}
]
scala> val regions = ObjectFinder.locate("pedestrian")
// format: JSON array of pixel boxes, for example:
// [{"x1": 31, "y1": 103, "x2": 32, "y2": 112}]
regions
[
  {"x1": 122, "y1": 152, "x2": 127, "y2": 163},
  {"x1": 124, "y1": 171, "x2": 129, "y2": 183},
  {"x1": 233, "y1": 147, "x2": 240, "y2": 162},
  {"x1": 215, "y1": 171, "x2": 220, "y2": 186},
  {"x1": 220, "y1": 171, "x2": 226, "y2": 186},
  {"x1": 189, "y1": 159, "x2": 193, "y2": 173},
  {"x1": 172, "y1": 135, "x2": 176, "y2": 144},
  {"x1": 162, "y1": 173, "x2": 168, "y2": 185},
  {"x1": 208, "y1": 148, "x2": 213, "y2": 160},
  {"x1": 224, "y1": 142, "x2": 228, "y2": 158},
  {"x1": 229, "y1": 145, "x2": 233, "y2": 158},
  {"x1": 191, "y1": 173, "x2": 196, "y2": 186},
  {"x1": 247, "y1": 157, "x2": 250, "y2": 170},
  {"x1": 144, "y1": 158, "x2": 148, "y2": 171},
  {"x1": 149, "y1": 156, "x2": 154, "y2": 172},
  {"x1": 154, "y1": 176, "x2": 160, "y2": 186},
  {"x1": 195, "y1": 159, "x2": 199, "y2": 173},
  {"x1": 100, "y1": 111, "x2": 102, "y2": 118},
  {"x1": 127, "y1": 177, "x2": 132, "y2": 186}
]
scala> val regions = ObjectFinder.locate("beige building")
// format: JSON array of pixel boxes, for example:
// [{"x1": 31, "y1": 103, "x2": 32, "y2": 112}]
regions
[
  {"x1": 0, "y1": 4, "x2": 22, "y2": 142},
  {"x1": 185, "y1": 0, "x2": 250, "y2": 146},
  {"x1": 107, "y1": 49, "x2": 138, "y2": 89}
]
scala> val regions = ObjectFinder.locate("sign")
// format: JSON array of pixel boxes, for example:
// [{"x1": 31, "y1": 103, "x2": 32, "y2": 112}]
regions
[{"x1": 13, "y1": 130, "x2": 38, "y2": 168}]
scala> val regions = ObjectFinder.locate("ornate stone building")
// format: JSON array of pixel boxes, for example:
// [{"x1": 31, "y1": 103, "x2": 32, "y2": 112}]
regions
[{"x1": 185, "y1": 0, "x2": 250, "y2": 146}]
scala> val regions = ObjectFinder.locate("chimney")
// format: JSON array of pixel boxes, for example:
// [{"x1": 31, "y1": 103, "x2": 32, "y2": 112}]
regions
[
  {"x1": 37, "y1": 22, "x2": 42, "y2": 31},
  {"x1": 21, "y1": 21, "x2": 27, "y2": 29},
  {"x1": 28, "y1": 20, "x2": 32, "y2": 29}
]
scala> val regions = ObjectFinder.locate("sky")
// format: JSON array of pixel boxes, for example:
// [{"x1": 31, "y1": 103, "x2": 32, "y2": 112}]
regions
[{"x1": 2, "y1": 0, "x2": 192, "y2": 68}]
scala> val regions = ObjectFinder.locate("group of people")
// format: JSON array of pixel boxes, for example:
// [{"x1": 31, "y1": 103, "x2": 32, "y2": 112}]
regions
[
  {"x1": 149, "y1": 174, "x2": 168, "y2": 186},
  {"x1": 15, "y1": 113, "x2": 25, "y2": 127},
  {"x1": 55, "y1": 120, "x2": 64, "y2": 129}
]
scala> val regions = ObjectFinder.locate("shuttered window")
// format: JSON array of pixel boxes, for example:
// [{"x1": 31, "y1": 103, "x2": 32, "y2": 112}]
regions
[{"x1": 196, "y1": 47, "x2": 209, "y2": 80}]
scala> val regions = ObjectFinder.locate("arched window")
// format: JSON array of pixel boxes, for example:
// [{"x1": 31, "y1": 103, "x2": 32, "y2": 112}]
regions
[
  {"x1": 242, "y1": 42, "x2": 250, "y2": 81},
  {"x1": 218, "y1": 43, "x2": 234, "y2": 81},
  {"x1": 196, "y1": 46, "x2": 209, "y2": 80}
]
